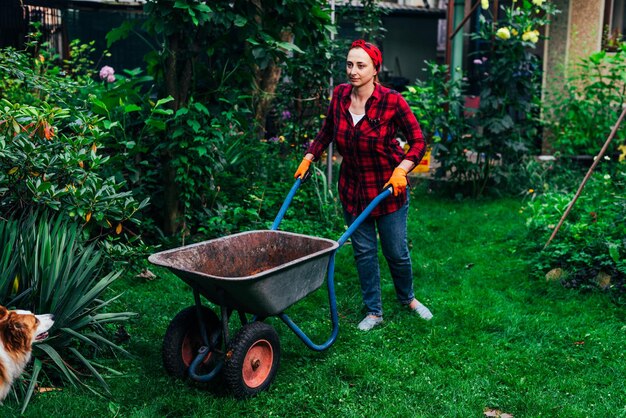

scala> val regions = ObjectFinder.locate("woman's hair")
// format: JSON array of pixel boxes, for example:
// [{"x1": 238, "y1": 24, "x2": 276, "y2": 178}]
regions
[
  {"x1": 349, "y1": 39, "x2": 382, "y2": 83},
  {"x1": 350, "y1": 39, "x2": 382, "y2": 71}
]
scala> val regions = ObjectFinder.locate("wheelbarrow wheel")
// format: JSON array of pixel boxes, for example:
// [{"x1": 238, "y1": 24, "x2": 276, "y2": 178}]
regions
[
  {"x1": 224, "y1": 321, "x2": 280, "y2": 398},
  {"x1": 162, "y1": 306, "x2": 222, "y2": 380}
]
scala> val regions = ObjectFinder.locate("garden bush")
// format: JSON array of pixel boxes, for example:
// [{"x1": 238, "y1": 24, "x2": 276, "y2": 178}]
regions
[
  {"x1": 403, "y1": 62, "x2": 471, "y2": 186},
  {"x1": 544, "y1": 45, "x2": 626, "y2": 156},
  {"x1": 0, "y1": 47, "x2": 151, "y2": 244},
  {"x1": 0, "y1": 98, "x2": 148, "y2": 239},
  {"x1": 522, "y1": 160, "x2": 626, "y2": 302}
]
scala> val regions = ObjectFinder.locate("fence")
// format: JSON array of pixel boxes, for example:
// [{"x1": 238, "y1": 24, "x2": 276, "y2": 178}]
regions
[{"x1": 0, "y1": 0, "x2": 148, "y2": 71}]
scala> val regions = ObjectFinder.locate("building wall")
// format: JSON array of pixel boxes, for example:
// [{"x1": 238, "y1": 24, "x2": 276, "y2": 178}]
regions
[
  {"x1": 542, "y1": 0, "x2": 606, "y2": 152},
  {"x1": 568, "y1": 0, "x2": 605, "y2": 65}
]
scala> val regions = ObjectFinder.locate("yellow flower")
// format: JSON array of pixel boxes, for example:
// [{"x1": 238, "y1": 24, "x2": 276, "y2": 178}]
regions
[
  {"x1": 320, "y1": 114, "x2": 326, "y2": 119},
  {"x1": 618, "y1": 144, "x2": 626, "y2": 161},
  {"x1": 496, "y1": 27, "x2": 511, "y2": 40},
  {"x1": 528, "y1": 189, "x2": 534, "y2": 194},
  {"x1": 523, "y1": 30, "x2": 540, "y2": 43},
  {"x1": 511, "y1": 28, "x2": 519, "y2": 36},
  {"x1": 531, "y1": 0, "x2": 543, "y2": 5},
  {"x1": 481, "y1": 0, "x2": 489, "y2": 10}
]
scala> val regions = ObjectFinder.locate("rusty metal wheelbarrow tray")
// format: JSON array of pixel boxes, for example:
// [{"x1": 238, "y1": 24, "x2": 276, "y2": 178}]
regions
[{"x1": 148, "y1": 230, "x2": 339, "y2": 317}]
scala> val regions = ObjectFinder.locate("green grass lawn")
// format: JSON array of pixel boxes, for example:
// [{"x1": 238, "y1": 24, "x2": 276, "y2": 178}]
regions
[{"x1": 6, "y1": 185, "x2": 626, "y2": 417}]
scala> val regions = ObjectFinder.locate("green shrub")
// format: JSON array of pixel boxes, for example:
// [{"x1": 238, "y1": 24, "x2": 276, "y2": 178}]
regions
[
  {"x1": 545, "y1": 46, "x2": 626, "y2": 156},
  {"x1": 464, "y1": 0, "x2": 558, "y2": 196},
  {"x1": 0, "y1": 213, "x2": 136, "y2": 412},
  {"x1": 0, "y1": 98, "x2": 148, "y2": 239},
  {"x1": 403, "y1": 62, "x2": 472, "y2": 186},
  {"x1": 523, "y1": 161, "x2": 626, "y2": 299}
]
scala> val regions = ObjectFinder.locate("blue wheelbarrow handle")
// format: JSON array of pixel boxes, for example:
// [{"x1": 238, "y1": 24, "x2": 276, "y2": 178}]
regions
[
  {"x1": 272, "y1": 179, "x2": 393, "y2": 351},
  {"x1": 336, "y1": 186, "x2": 393, "y2": 247},
  {"x1": 271, "y1": 177, "x2": 393, "y2": 233}
]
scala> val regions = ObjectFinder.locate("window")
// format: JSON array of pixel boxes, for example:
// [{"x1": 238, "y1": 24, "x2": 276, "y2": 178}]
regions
[{"x1": 604, "y1": 0, "x2": 626, "y2": 50}]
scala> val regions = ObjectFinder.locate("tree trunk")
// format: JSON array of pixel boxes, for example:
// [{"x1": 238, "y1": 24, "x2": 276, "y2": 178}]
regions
[
  {"x1": 254, "y1": 62, "x2": 284, "y2": 139},
  {"x1": 162, "y1": 158, "x2": 180, "y2": 235},
  {"x1": 161, "y1": 33, "x2": 195, "y2": 235},
  {"x1": 252, "y1": 1, "x2": 292, "y2": 139}
]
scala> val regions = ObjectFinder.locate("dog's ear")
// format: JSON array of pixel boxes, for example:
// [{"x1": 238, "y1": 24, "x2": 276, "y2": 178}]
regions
[{"x1": 0, "y1": 306, "x2": 8, "y2": 323}]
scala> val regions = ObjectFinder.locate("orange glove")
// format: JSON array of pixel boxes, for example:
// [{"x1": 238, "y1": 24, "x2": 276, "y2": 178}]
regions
[
  {"x1": 384, "y1": 167, "x2": 408, "y2": 196},
  {"x1": 294, "y1": 158, "x2": 312, "y2": 179}
]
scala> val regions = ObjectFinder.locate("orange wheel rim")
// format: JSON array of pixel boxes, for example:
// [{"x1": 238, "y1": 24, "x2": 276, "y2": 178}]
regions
[
  {"x1": 182, "y1": 334, "x2": 211, "y2": 366},
  {"x1": 242, "y1": 339, "x2": 274, "y2": 388}
]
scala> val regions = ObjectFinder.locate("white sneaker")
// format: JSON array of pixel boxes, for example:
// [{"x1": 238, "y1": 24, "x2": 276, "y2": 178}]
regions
[
  {"x1": 357, "y1": 315, "x2": 383, "y2": 331},
  {"x1": 410, "y1": 300, "x2": 433, "y2": 320}
]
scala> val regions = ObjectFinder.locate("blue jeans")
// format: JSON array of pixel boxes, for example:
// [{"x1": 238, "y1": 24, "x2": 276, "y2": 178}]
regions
[{"x1": 343, "y1": 198, "x2": 414, "y2": 317}]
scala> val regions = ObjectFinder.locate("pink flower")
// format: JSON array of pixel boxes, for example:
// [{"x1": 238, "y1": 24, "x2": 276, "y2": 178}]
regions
[{"x1": 99, "y1": 66, "x2": 115, "y2": 81}]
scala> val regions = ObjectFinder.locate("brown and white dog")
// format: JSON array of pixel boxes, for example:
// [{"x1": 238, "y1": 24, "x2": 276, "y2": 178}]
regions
[{"x1": 0, "y1": 306, "x2": 54, "y2": 402}]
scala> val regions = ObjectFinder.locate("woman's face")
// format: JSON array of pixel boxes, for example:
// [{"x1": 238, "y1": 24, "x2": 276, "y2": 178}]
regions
[{"x1": 346, "y1": 48, "x2": 377, "y2": 88}]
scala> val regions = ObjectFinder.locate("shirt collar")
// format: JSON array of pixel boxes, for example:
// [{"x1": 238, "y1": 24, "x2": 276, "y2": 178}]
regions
[{"x1": 341, "y1": 83, "x2": 382, "y2": 105}]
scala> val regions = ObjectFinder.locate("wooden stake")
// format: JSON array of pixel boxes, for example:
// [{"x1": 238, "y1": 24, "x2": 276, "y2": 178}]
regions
[{"x1": 544, "y1": 105, "x2": 626, "y2": 249}]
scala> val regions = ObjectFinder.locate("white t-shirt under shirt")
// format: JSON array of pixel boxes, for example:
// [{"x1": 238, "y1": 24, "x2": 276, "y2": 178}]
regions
[{"x1": 350, "y1": 111, "x2": 365, "y2": 126}]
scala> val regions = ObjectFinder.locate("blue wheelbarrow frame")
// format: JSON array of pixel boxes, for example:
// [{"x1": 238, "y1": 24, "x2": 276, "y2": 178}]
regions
[
  {"x1": 149, "y1": 177, "x2": 392, "y2": 392},
  {"x1": 271, "y1": 178, "x2": 392, "y2": 351}
]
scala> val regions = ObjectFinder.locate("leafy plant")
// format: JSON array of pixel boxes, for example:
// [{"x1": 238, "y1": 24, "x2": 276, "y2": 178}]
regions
[
  {"x1": 523, "y1": 162, "x2": 626, "y2": 297},
  {"x1": 403, "y1": 62, "x2": 472, "y2": 184},
  {"x1": 104, "y1": 0, "x2": 337, "y2": 236},
  {"x1": 346, "y1": 0, "x2": 387, "y2": 41},
  {"x1": 544, "y1": 46, "x2": 626, "y2": 156},
  {"x1": 464, "y1": 0, "x2": 559, "y2": 196},
  {"x1": 0, "y1": 213, "x2": 136, "y2": 412},
  {"x1": 0, "y1": 98, "x2": 148, "y2": 240},
  {"x1": 402, "y1": 2, "x2": 559, "y2": 197}
]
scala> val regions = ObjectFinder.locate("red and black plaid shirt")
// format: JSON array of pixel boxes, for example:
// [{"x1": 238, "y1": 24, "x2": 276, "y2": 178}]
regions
[{"x1": 307, "y1": 83, "x2": 426, "y2": 217}]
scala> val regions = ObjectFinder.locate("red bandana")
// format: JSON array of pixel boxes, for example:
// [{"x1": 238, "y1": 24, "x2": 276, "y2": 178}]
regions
[{"x1": 350, "y1": 39, "x2": 382, "y2": 71}]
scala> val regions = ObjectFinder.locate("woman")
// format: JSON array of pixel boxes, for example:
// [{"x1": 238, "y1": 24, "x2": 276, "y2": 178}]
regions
[{"x1": 293, "y1": 40, "x2": 433, "y2": 331}]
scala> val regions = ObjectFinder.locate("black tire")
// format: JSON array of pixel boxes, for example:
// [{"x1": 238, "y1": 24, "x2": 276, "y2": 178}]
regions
[
  {"x1": 224, "y1": 322, "x2": 281, "y2": 398},
  {"x1": 162, "y1": 306, "x2": 222, "y2": 379}
]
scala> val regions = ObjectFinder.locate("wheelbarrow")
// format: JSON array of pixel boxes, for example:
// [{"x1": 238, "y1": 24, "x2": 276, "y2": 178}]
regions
[{"x1": 148, "y1": 177, "x2": 392, "y2": 398}]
